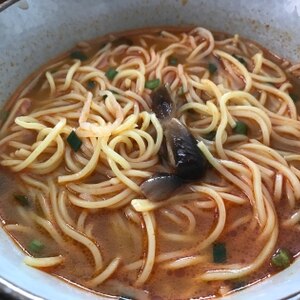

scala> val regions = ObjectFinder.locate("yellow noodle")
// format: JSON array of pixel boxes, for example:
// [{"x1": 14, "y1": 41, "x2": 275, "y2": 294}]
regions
[
  {"x1": 24, "y1": 256, "x2": 64, "y2": 268},
  {"x1": 11, "y1": 118, "x2": 66, "y2": 172},
  {"x1": 50, "y1": 183, "x2": 103, "y2": 273},
  {"x1": 29, "y1": 212, "x2": 65, "y2": 246},
  {"x1": 58, "y1": 137, "x2": 101, "y2": 183},
  {"x1": 161, "y1": 255, "x2": 209, "y2": 270},
  {"x1": 135, "y1": 212, "x2": 156, "y2": 286},
  {"x1": 87, "y1": 258, "x2": 121, "y2": 287}
]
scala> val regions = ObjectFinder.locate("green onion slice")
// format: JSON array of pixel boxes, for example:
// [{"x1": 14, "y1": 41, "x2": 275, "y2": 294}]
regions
[
  {"x1": 271, "y1": 248, "x2": 292, "y2": 269},
  {"x1": 14, "y1": 194, "x2": 30, "y2": 206},
  {"x1": 208, "y1": 63, "x2": 217, "y2": 74},
  {"x1": 67, "y1": 131, "x2": 82, "y2": 152},
  {"x1": 233, "y1": 121, "x2": 248, "y2": 135},
  {"x1": 204, "y1": 131, "x2": 216, "y2": 141},
  {"x1": 232, "y1": 54, "x2": 247, "y2": 66},
  {"x1": 86, "y1": 80, "x2": 96, "y2": 90},
  {"x1": 213, "y1": 243, "x2": 227, "y2": 263},
  {"x1": 145, "y1": 79, "x2": 160, "y2": 90},
  {"x1": 29, "y1": 239, "x2": 44, "y2": 253},
  {"x1": 70, "y1": 51, "x2": 88, "y2": 61},
  {"x1": 168, "y1": 56, "x2": 178, "y2": 66},
  {"x1": 105, "y1": 68, "x2": 118, "y2": 80}
]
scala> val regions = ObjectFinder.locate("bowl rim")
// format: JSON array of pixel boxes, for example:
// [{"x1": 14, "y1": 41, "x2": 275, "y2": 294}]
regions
[
  {"x1": 0, "y1": 276, "x2": 43, "y2": 300},
  {"x1": 0, "y1": 0, "x2": 19, "y2": 12},
  {"x1": 0, "y1": 269, "x2": 299, "y2": 300}
]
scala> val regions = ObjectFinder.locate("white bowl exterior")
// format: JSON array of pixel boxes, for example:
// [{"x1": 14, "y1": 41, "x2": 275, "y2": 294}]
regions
[{"x1": 1, "y1": 0, "x2": 300, "y2": 299}]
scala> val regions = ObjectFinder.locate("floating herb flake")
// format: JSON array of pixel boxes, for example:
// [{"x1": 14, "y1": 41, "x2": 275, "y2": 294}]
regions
[
  {"x1": 233, "y1": 121, "x2": 248, "y2": 135},
  {"x1": 14, "y1": 194, "x2": 30, "y2": 207},
  {"x1": 28, "y1": 239, "x2": 44, "y2": 253},
  {"x1": 213, "y1": 243, "x2": 227, "y2": 263},
  {"x1": 67, "y1": 131, "x2": 82, "y2": 152},
  {"x1": 271, "y1": 248, "x2": 292, "y2": 269},
  {"x1": 208, "y1": 63, "x2": 217, "y2": 74},
  {"x1": 86, "y1": 80, "x2": 96, "y2": 90},
  {"x1": 105, "y1": 68, "x2": 118, "y2": 80},
  {"x1": 204, "y1": 131, "x2": 216, "y2": 141},
  {"x1": 145, "y1": 79, "x2": 160, "y2": 90},
  {"x1": 168, "y1": 56, "x2": 178, "y2": 66},
  {"x1": 232, "y1": 54, "x2": 247, "y2": 67}
]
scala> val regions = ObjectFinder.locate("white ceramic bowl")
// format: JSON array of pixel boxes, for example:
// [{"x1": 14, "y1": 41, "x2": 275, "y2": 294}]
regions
[{"x1": 1, "y1": 1, "x2": 300, "y2": 299}]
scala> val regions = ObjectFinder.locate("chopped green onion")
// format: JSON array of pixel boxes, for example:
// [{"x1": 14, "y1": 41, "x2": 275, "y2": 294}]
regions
[
  {"x1": 208, "y1": 63, "x2": 217, "y2": 74},
  {"x1": 204, "y1": 131, "x2": 216, "y2": 141},
  {"x1": 213, "y1": 243, "x2": 227, "y2": 263},
  {"x1": 70, "y1": 51, "x2": 88, "y2": 61},
  {"x1": 145, "y1": 79, "x2": 160, "y2": 90},
  {"x1": 14, "y1": 194, "x2": 30, "y2": 206},
  {"x1": 105, "y1": 68, "x2": 118, "y2": 80},
  {"x1": 290, "y1": 93, "x2": 298, "y2": 102},
  {"x1": 28, "y1": 239, "x2": 44, "y2": 253},
  {"x1": 0, "y1": 110, "x2": 9, "y2": 122},
  {"x1": 232, "y1": 54, "x2": 247, "y2": 67},
  {"x1": 233, "y1": 121, "x2": 248, "y2": 135},
  {"x1": 67, "y1": 131, "x2": 82, "y2": 152},
  {"x1": 168, "y1": 56, "x2": 178, "y2": 66},
  {"x1": 271, "y1": 248, "x2": 292, "y2": 269},
  {"x1": 86, "y1": 80, "x2": 96, "y2": 90}
]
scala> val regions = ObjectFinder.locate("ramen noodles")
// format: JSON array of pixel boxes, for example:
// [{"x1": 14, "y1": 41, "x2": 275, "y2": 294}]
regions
[{"x1": 0, "y1": 27, "x2": 300, "y2": 299}]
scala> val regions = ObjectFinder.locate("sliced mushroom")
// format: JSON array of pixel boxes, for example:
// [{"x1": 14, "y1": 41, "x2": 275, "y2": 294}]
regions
[
  {"x1": 140, "y1": 173, "x2": 184, "y2": 202},
  {"x1": 150, "y1": 85, "x2": 174, "y2": 120},
  {"x1": 165, "y1": 118, "x2": 209, "y2": 180},
  {"x1": 146, "y1": 86, "x2": 210, "y2": 201}
]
